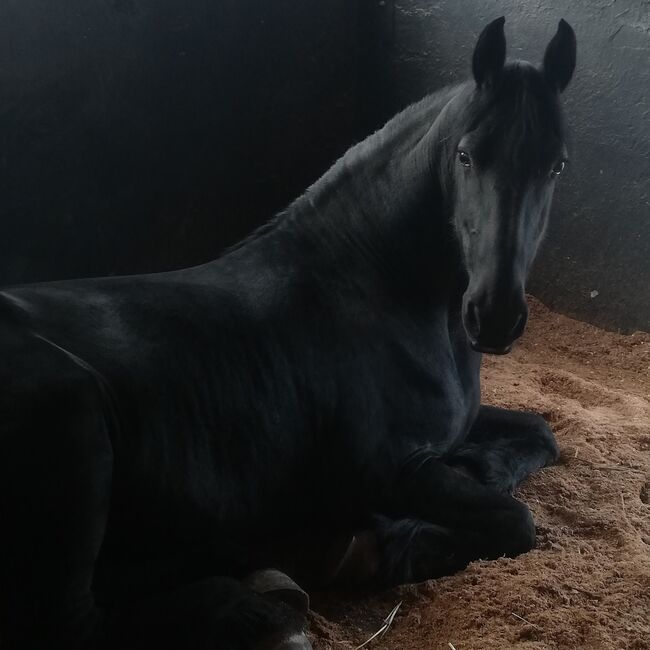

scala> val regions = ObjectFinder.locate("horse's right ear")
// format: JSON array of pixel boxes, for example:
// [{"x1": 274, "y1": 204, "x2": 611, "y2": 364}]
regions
[{"x1": 472, "y1": 17, "x2": 506, "y2": 89}]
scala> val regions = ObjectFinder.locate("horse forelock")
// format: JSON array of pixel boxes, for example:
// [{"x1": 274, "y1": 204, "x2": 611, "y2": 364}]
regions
[{"x1": 464, "y1": 63, "x2": 567, "y2": 177}]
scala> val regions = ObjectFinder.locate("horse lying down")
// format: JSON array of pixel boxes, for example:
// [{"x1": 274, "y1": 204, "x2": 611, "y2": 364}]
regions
[{"x1": 0, "y1": 16, "x2": 576, "y2": 650}]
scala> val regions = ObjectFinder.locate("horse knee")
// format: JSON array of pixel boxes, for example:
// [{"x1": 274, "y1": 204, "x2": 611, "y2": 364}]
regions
[{"x1": 498, "y1": 501, "x2": 536, "y2": 558}]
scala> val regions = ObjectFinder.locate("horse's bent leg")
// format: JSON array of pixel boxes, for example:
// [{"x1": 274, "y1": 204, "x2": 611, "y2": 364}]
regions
[
  {"x1": 448, "y1": 405, "x2": 560, "y2": 494},
  {"x1": 371, "y1": 516, "x2": 461, "y2": 585},
  {"x1": 106, "y1": 576, "x2": 311, "y2": 650},
  {"x1": 0, "y1": 353, "x2": 309, "y2": 649},
  {"x1": 373, "y1": 457, "x2": 536, "y2": 584},
  {"x1": 0, "y1": 367, "x2": 114, "y2": 649}
]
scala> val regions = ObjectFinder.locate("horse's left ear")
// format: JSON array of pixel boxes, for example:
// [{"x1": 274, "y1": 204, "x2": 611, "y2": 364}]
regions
[
  {"x1": 472, "y1": 17, "x2": 506, "y2": 88},
  {"x1": 543, "y1": 19, "x2": 576, "y2": 93}
]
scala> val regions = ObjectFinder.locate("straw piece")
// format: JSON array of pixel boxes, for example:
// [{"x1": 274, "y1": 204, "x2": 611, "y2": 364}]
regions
[{"x1": 354, "y1": 601, "x2": 402, "y2": 650}]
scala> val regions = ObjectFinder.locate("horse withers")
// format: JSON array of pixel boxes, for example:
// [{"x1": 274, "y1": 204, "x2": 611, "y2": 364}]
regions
[{"x1": 0, "y1": 17, "x2": 576, "y2": 650}]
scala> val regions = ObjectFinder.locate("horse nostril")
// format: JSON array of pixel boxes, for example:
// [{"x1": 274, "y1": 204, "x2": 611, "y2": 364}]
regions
[
  {"x1": 464, "y1": 300, "x2": 481, "y2": 339},
  {"x1": 509, "y1": 309, "x2": 528, "y2": 339}
]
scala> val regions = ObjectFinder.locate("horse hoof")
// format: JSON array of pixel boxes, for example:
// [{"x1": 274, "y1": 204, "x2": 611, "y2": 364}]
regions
[
  {"x1": 244, "y1": 568, "x2": 310, "y2": 614},
  {"x1": 273, "y1": 633, "x2": 313, "y2": 650}
]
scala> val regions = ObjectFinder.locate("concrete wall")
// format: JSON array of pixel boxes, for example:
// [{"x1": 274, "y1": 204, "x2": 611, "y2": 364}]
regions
[{"x1": 372, "y1": 0, "x2": 649, "y2": 332}]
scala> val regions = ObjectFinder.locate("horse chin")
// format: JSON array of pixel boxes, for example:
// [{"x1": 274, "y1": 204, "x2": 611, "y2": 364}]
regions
[{"x1": 469, "y1": 340, "x2": 513, "y2": 355}]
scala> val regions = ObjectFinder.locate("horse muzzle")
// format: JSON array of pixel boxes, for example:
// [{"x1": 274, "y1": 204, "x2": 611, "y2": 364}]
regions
[
  {"x1": 469, "y1": 340, "x2": 513, "y2": 355},
  {"x1": 462, "y1": 292, "x2": 528, "y2": 355}
]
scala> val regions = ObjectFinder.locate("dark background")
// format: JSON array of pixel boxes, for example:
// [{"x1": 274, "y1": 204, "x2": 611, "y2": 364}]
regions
[{"x1": 0, "y1": 0, "x2": 648, "y2": 331}]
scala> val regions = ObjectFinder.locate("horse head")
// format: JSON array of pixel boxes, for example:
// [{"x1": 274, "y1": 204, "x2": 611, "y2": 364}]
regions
[{"x1": 450, "y1": 17, "x2": 576, "y2": 354}]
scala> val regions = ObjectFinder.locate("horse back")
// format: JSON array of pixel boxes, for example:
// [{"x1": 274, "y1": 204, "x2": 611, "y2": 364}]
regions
[{"x1": 0, "y1": 269, "x2": 317, "y2": 542}]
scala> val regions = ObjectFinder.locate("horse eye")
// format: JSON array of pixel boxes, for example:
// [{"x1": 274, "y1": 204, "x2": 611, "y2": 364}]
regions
[
  {"x1": 458, "y1": 150, "x2": 472, "y2": 168},
  {"x1": 550, "y1": 160, "x2": 566, "y2": 178}
]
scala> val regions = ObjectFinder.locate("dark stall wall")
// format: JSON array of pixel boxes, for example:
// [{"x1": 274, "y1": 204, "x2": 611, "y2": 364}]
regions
[
  {"x1": 376, "y1": 0, "x2": 650, "y2": 332},
  {"x1": 0, "y1": 0, "x2": 371, "y2": 285}
]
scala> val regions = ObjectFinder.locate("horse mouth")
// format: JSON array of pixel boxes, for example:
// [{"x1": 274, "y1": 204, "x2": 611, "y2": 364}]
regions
[{"x1": 470, "y1": 341, "x2": 513, "y2": 355}]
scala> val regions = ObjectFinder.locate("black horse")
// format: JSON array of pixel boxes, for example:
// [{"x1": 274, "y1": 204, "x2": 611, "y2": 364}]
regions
[{"x1": 0, "y1": 17, "x2": 576, "y2": 650}]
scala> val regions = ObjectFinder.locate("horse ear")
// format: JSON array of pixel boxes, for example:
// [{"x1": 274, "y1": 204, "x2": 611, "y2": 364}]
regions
[
  {"x1": 472, "y1": 17, "x2": 506, "y2": 88},
  {"x1": 543, "y1": 19, "x2": 576, "y2": 93}
]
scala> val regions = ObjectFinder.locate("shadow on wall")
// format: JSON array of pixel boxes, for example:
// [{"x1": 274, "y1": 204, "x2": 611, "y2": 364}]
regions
[
  {"x1": 376, "y1": 0, "x2": 649, "y2": 332},
  {"x1": 0, "y1": 0, "x2": 378, "y2": 286}
]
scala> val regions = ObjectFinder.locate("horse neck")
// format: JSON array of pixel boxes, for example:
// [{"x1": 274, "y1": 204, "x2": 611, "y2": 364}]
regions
[{"x1": 286, "y1": 86, "x2": 467, "y2": 303}]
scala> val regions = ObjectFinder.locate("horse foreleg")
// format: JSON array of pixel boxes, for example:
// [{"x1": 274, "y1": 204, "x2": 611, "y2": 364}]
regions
[
  {"x1": 369, "y1": 457, "x2": 536, "y2": 584},
  {"x1": 448, "y1": 405, "x2": 560, "y2": 494}
]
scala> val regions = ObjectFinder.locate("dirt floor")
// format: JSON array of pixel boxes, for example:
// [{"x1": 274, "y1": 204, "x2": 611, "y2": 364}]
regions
[{"x1": 308, "y1": 297, "x2": 650, "y2": 650}]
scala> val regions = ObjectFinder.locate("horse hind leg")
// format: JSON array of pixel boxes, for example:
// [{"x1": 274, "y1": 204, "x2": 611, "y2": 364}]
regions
[
  {"x1": 0, "y1": 344, "x2": 309, "y2": 649},
  {"x1": 112, "y1": 576, "x2": 311, "y2": 650},
  {"x1": 0, "y1": 355, "x2": 115, "y2": 649}
]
